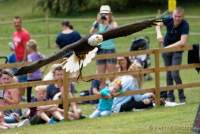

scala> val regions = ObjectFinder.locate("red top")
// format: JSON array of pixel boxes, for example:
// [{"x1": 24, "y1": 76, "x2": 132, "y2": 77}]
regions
[{"x1": 13, "y1": 28, "x2": 30, "y2": 61}]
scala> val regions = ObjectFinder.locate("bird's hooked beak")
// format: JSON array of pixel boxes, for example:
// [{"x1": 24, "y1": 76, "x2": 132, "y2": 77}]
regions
[{"x1": 88, "y1": 34, "x2": 103, "y2": 47}]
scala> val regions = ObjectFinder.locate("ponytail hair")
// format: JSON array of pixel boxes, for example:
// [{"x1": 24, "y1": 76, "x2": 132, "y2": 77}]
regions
[{"x1": 62, "y1": 20, "x2": 73, "y2": 29}]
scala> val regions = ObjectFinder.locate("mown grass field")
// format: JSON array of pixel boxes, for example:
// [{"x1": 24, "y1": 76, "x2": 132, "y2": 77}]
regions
[{"x1": 0, "y1": 0, "x2": 200, "y2": 134}]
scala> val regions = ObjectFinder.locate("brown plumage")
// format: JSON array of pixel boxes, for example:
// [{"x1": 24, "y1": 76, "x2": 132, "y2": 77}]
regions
[{"x1": 15, "y1": 18, "x2": 160, "y2": 76}]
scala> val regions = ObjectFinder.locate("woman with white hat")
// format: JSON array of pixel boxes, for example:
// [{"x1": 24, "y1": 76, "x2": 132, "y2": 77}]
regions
[{"x1": 90, "y1": 5, "x2": 118, "y2": 81}]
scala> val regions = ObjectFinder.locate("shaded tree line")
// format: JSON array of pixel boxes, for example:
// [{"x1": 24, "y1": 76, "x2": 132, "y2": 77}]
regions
[{"x1": 36, "y1": 0, "x2": 199, "y2": 16}]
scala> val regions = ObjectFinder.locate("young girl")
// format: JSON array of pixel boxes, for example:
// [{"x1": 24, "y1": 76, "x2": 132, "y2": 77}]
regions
[
  {"x1": 89, "y1": 79, "x2": 122, "y2": 118},
  {"x1": 26, "y1": 39, "x2": 44, "y2": 102}
]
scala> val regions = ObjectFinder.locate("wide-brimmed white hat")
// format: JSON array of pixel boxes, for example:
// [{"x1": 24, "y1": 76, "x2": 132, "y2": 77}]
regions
[{"x1": 100, "y1": 5, "x2": 111, "y2": 14}]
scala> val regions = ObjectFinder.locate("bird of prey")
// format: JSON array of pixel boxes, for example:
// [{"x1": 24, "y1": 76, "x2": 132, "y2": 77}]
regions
[{"x1": 15, "y1": 17, "x2": 161, "y2": 76}]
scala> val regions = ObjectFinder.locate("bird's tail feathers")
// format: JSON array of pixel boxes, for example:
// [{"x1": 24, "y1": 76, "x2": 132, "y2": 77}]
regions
[
  {"x1": 63, "y1": 53, "x2": 81, "y2": 73},
  {"x1": 62, "y1": 48, "x2": 98, "y2": 73},
  {"x1": 83, "y1": 47, "x2": 98, "y2": 67}
]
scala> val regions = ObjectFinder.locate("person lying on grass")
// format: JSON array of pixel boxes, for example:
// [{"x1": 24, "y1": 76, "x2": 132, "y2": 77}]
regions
[
  {"x1": 33, "y1": 85, "x2": 64, "y2": 124},
  {"x1": 89, "y1": 79, "x2": 123, "y2": 118}
]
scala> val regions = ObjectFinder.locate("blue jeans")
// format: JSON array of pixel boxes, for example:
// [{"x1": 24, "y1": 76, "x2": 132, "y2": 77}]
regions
[
  {"x1": 89, "y1": 109, "x2": 111, "y2": 118},
  {"x1": 162, "y1": 52, "x2": 186, "y2": 102}
]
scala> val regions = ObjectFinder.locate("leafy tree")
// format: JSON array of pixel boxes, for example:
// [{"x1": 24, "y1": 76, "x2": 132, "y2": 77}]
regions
[{"x1": 36, "y1": 0, "x2": 88, "y2": 15}]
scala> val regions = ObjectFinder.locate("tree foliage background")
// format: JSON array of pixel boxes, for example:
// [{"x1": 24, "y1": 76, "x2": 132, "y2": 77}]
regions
[{"x1": 36, "y1": 0, "x2": 198, "y2": 16}]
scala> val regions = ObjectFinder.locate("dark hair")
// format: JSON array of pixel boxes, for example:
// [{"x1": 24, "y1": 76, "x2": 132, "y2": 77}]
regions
[
  {"x1": 125, "y1": 57, "x2": 131, "y2": 70},
  {"x1": 14, "y1": 16, "x2": 22, "y2": 22},
  {"x1": 0, "y1": 69, "x2": 2, "y2": 78},
  {"x1": 117, "y1": 56, "x2": 131, "y2": 71},
  {"x1": 62, "y1": 20, "x2": 73, "y2": 29},
  {"x1": 53, "y1": 65, "x2": 63, "y2": 74},
  {"x1": 1, "y1": 69, "x2": 14, "y2": 78}
]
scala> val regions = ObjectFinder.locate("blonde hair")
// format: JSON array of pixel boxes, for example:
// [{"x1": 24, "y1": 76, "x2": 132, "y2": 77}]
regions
[
  {"x1": 35, "y1": 85, "x2": 47, "y2": 92},
  {"x1": 27, "y1": 39, "x2": 38, "y2": 52},
  {"x1": 128, "y1": 63, "x2": 143, "y2": 88},
  {"x1": 174, "y1": 7, "x2": 184, "y2": 14}
]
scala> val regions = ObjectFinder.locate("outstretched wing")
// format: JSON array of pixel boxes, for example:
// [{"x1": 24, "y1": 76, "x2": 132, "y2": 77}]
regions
[
  {"x1": 102, "y1": 18, "x2": 159, "y2": 40},
  {"x1": 15, "y1": 18, "x2": 160, "y2": 76},
  {"x1": 15, "y1": 37, "x2": 94, "y2": 75}
]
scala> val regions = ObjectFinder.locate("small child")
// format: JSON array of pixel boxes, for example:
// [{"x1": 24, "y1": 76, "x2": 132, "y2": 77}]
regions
[
  {"x1": 7, "y1": 42, "x2": 16, "y2": 64},
  {"x1": 34, "y1": 86, "x2": 64, "y2": 124},
  {"x1": 26, "y1": 39, "x2": 44, "y2": 102},
  {"x1": 89, "y1": 79, "x2": 123, "y2": 118}
]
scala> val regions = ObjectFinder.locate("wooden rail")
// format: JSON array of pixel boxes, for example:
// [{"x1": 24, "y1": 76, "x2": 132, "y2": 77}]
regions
[{"x1": 0, "y1": 46, "x2": 199, "y2": 120}]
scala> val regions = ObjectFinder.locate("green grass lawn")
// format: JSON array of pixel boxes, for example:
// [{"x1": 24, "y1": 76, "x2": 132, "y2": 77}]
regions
[{"x1": 0, "y1": 0, "x2": 200, "y2": 133}]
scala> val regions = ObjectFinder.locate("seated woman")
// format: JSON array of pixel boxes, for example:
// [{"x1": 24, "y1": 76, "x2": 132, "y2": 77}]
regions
[
  {"x1": 112, "y1": 58, "x2": 155, "y2": 113},
  {"x1": 0, "y1": 69, "x2": 21, "y2": 123},
  {"x1": 116, "y1": 56, "x2": 131, "y2": 72},
  {"x1": 0, "y1": 70, "x2": 29, "y2": 128}
]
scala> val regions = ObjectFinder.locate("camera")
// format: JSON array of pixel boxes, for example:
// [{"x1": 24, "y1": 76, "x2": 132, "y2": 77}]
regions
[{"x1": 101, "y1": 14, "x2": 107, "y2": 20}]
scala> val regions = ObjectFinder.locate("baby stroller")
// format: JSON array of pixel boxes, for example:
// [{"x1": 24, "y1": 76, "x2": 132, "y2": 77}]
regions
[
  {"x1": 0, "y1": 56, "x2": 8, "y2": 63},
  {"x1": 129, "y1": 36, "x2": 152, "y2": 81}
]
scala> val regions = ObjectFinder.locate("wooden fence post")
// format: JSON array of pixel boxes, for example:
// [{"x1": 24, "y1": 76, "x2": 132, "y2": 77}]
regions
[
  {"x1": 45, "y1": 10, "x2": 51, "y2": 48},
  {"x1": 62, "y1": 71, "x2": 70, "y2": 120},
  {"x1": 154, "y1": 49, "x2": 161, "y2": 106}
]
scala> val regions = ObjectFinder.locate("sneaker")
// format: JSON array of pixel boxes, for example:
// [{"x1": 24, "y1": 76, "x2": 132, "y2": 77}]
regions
[
  {"x1": 79, "y1": 114, "x2": 86, "y2": 119},
  {"x1": 179, "y1": 99, "x2": 186, "y2": 103},
  {"x1": 48, "y1": 117, "x2": 57, "y2": 125},
  {"x1": 17, "y1": 119, "x2": 30, "y2": 127},
  {"x1": 179, "y1": 100, "x2": 186, "y2": 105},
  {"x1": 166, "y1": 97, "x2": 175, "y2": 102},
  {"x1": 164, "y1": 101, "x2": 179, "y2": 107}
]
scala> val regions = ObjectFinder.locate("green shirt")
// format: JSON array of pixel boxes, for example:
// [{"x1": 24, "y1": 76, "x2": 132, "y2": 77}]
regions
[{"x1": 97, "y1": 23, "x2": 115, "y2": 50}]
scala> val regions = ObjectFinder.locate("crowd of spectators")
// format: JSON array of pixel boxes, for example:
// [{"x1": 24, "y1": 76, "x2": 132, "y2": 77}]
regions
[{"x1": 0, "y1": 5, "x2": 189, "y2": 129}]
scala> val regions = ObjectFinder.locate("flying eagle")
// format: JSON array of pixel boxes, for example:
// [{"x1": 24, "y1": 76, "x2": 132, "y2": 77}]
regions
[{"x1": 15, "y1": 18, "x2": 161, "y2": 76}]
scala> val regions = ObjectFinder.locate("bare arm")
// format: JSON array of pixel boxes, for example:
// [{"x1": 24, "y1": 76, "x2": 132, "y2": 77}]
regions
[
  {"x1": 90, "y1": 21, "x2": 99, "y2": 34},
  {"x1": 37, "y1": 105, "x2": 57, "y2": 110},
  {"x1": 165, "y1": 35, "x2": 188, "y2": 48},
  {"x1": 112, "y1": 21, "x2": 118, "y2": 28},
  {"x1": 92, "y1": 88, "x2": 100, "y2": 95},
  {"x1": 111, "y1": 92, "x2": 121, "y2": 97},
  {"x1": 155, "y1": 22, "x2": 164, "y2": 47}
]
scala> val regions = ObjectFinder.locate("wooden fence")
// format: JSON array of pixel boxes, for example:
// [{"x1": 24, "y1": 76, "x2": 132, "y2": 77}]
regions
[{"x1": 0, "y1": 46, "x2": 200, "y2": 120}]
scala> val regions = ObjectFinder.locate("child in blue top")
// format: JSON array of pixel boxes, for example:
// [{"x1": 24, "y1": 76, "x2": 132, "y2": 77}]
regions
[{"x1": 89, "y1": 79, "x2": 122, "y2": 118}]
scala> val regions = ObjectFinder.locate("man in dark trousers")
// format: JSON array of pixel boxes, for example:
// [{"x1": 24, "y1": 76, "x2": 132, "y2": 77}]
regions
[{"x1": 155, "y1": 7, "x2": 189, "y2": 103}]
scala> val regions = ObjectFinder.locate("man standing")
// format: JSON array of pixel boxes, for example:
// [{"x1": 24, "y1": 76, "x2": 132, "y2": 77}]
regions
[
  {"x1": 13, "y1": 16, "x2": 30, "y2": 62},
  {"x1": 12, "y1": 16, "x2": 30, "y2": 96},
  {"x1": 156, "y1": 7, "x2": 189, "y2": 103}
]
